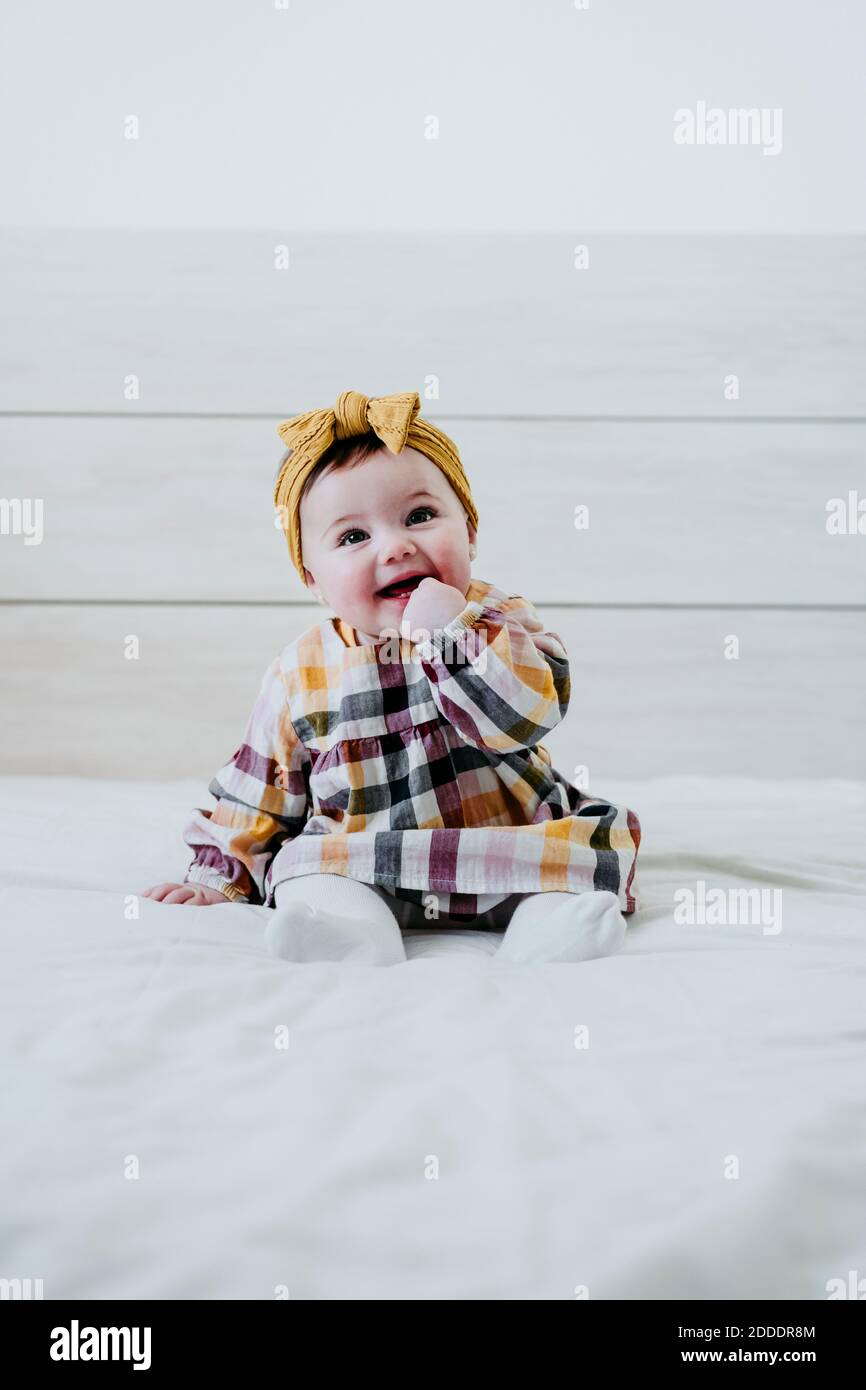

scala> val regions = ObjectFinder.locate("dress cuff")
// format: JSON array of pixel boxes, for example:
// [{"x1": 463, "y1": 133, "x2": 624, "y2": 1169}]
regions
[
  {"x1": 412, "y1": 600, "x2": 487, "y2": 659},
  {"x1": 184, "y1": 865, "x2": 251, "y2": 902}
]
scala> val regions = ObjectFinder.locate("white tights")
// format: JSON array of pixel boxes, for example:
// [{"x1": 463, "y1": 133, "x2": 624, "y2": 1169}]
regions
[
  {"x1": 262, "y1": 874, "x2": 627, "y2": 966},
  {"x1": 493, "y1": 888, "x2": 627, "y2": 963},
  {"x1": 266, "y1": 873, "x2": 407, "y2": 965}
]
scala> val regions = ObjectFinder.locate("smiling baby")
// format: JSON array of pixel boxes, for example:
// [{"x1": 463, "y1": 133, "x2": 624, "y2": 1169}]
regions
[{"x1": 142, "y1": 389, "x2": 641, "y2": 964}]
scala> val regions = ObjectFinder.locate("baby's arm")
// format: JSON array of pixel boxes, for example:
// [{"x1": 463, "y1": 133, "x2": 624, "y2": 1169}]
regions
[
  {"x1": 413, "y1": 590, "x2": 570, "y2": 755},
  {"x1": 142, "y1": 654, "x2": 311, "y2": 906}
]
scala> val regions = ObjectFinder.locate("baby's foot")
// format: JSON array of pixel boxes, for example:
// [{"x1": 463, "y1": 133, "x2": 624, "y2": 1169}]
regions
[
  {"x1": 264, "y1": 901, "x2": 406, "y2": 965},
  {"x1": 494, "y1": 890, "x2": 627, "y2": 964}
]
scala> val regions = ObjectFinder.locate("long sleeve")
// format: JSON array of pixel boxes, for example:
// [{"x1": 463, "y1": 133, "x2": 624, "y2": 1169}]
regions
[
  {"x1": 181, "y1": 654, "x2": 311, "y2": 904},
  {"x1": 413, "y1": 591, "x2": 570, "y2": 755}
]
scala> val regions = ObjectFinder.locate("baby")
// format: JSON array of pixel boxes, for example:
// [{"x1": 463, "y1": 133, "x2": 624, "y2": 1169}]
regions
[{"x1": 143, "y1": 389, "x2": 641, "y2": 964}]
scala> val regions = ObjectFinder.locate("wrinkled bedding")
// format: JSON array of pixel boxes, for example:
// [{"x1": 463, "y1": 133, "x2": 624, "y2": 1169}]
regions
[{"x1": 1, "y1": 774, "x2": 864, "y2": 1299}]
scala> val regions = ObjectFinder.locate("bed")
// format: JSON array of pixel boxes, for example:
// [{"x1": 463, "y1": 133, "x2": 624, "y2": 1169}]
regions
[{"x1": 1, "y1": 771, "x2": 864, "y2": 1300}]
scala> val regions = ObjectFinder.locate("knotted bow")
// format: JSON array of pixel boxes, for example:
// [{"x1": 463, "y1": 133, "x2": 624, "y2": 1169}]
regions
[
  {"x1": 274, "y1": 389, "x2": 478, "y2": 585},
  {"x1": 277, "y1": 389, "x2": 421, "y2": 461}
]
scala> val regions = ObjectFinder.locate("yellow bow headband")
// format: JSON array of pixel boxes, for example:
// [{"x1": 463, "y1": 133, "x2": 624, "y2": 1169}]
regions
[{"x1": 274, "y1": 389, "x2": 479, "y2": 584}]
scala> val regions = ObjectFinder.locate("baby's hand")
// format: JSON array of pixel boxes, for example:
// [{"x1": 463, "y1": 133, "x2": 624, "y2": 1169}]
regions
[
  {"x1": 141, "y1": 882, "x2": 229, "y2": 906},
  {"x1": 401, "y1": 578, "x2": 467, "y2": 638}
]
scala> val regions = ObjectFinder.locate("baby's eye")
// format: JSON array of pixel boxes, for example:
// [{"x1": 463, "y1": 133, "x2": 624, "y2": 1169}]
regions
[{"x1": 336, "y1": 507, "x2": 436, "y2": 547}]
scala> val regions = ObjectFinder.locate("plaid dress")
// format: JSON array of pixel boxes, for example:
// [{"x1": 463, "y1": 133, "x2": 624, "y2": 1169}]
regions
[{"x1": 182, "y1": 578, "x2": 641, "y2": 922}]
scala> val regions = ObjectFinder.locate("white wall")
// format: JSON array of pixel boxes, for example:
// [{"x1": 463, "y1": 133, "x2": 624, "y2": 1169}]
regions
[
  {"x1": 2, "y1": 0, "x2": 864, "y2": 232},
  {"x1": 1, "y1": 5, "x2": 864, "y2": 779}
]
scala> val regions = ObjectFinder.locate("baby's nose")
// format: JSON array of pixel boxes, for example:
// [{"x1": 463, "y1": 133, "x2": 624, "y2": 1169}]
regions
[{"x1": 379, "y1": 532, "x2": 417, "y2": 563}]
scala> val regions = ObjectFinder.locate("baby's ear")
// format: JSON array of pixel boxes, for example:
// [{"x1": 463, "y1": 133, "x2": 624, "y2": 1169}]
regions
[{"x1": 305, "y1": 573, "x2": 327, "y2": 606}]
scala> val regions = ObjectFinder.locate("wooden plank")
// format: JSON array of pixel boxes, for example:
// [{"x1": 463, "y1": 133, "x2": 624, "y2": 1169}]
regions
[
  {"x1": 2, "y1": 416, "x2": 864, "y2": 605},
  {"x1": 2, "y1": 605, "x2": 862, "y2": 780},
  {"x1": 1, "y1": 231, "x2": 864, "y2": 417}
]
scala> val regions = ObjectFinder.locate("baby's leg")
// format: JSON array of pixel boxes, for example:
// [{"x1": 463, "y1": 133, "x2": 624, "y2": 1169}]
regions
[
  {"x1": 266, "y1": 873, "x2": 407, "y2": 965},
  {"x1": 493, "y1": 890, "x2": 626, "y2": 964}
]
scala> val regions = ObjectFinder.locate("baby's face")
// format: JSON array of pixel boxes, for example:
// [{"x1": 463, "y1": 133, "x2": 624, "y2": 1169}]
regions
[{"x1": 300, "y1": 446, "x2": 477, "y2": 643}]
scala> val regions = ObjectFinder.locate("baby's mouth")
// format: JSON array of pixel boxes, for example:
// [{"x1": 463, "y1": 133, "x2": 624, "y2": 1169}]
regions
[{"x1": 376, "y1": 574, "x2": 430, "y2": 601}]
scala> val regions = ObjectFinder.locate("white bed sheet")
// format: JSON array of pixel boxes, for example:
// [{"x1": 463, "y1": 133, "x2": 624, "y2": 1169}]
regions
[{"x1": 1, "y1": 774, "x2": 864, "y2": 1300}]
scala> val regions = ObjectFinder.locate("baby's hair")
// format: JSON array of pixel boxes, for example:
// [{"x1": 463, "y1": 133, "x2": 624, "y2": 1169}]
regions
[{"x1": 275, "y1": 431, "x2": 389, "y2": 503}]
